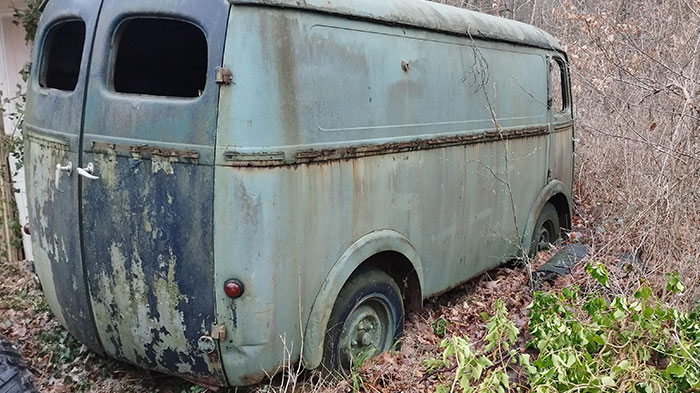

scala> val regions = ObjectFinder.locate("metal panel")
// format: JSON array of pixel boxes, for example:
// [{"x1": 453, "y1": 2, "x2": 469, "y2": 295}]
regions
[
  {"x1": 24, "y1": 0, "x2": 105, "y2": 354},
  {"x1": 214, "y1": 8, "x2": 550, "y2": 383},
  {"x1": 79, "y1": 0, "x2": 229, "y2": 384},
  {"x1": 549, "y1": 55, "x2": 575, "y2": 192},
  {"x1": 551, "y1": 123, "x2": 574, "y2": 191},
  {"x1": 231, "y1": 0, "x2": 562, "y2": 51},
  {"x1": 216, "y1": 7, "x2": 549, "y2": 162}
]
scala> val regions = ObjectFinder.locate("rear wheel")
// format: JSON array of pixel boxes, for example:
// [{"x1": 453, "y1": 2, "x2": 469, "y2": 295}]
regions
[
  {"x1": 529, "y1": 202, "x2": 561, "y2": 258},
  {"x1": 322, "y1": 269, "x2": 404, "y2": 374}
]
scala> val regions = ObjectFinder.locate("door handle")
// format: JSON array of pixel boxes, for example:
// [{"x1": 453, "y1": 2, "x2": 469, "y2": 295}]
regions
[
  {"x1": 55, "y1": 162, "x2": 72, "y2": 192},
  {"x1": 76, "y1": 163, "x2": 99, "y2": 180}
]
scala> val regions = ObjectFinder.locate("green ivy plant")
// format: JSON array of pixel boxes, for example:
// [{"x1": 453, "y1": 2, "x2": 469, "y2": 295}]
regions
[
  {"x1": 426, "y1": 299, "x2": 525, "y2": 393},
  {"x1": 425, "y1": 267, "x2": 699, "y2": 393},
  {"x1": 12, "y1": 0, "x2": 45, "y2": 43},
  {"x1": 2, "y1": 0, "x2": 45, "y2": 175},
  {"x1": 527, "y1": 269, "x2": 698, "y2": 392}
]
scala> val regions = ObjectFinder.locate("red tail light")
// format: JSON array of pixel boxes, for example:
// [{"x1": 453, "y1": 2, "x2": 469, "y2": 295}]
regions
[{"x1": 224, "y1": 279, "x2": 244, "y2": 298}]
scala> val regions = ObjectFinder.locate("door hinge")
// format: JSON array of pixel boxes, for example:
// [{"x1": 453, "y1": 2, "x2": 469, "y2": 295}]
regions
[
  {"x1": 211, "y1": 323, "x2": 226, "y2": 341},
  {"x1": 215, "y1": 67, "x2": 233, "y2": 85}
]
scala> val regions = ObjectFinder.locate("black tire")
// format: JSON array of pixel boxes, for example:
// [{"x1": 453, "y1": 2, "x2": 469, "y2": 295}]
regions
[
  {"x1": 528, "y1": 202, "x2": 561, "y2": 258},
  {"x1": 322, "y1": 269, "x2": 404, "y2": 374},
  {"x1": 0, "y1": 337, "x2": 36, "y2": 393}
]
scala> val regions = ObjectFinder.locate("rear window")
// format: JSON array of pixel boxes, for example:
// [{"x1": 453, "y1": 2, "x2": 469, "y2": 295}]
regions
[
  {"x1": 112, "y1": 18, "x2": 208, "y2": 98},
  {"x1": 39, "y1": 20, "x2": 86, "y2": 91}
]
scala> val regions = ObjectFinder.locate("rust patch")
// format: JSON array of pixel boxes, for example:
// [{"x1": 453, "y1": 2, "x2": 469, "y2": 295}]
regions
[
  {"x1": 223, "y1": 151, "x2": 285, "y2": 162},
  {"x1": 91, "y1": 141, "x2": 200, "y2": 164},
  {"x1": 26, "y1": 132, "x2": 71, "y2": 151},
  {"x1": 215, "y1": 67, "x2": 233, "y2": 85},
  {"x1": 223, "y1": 125, "x2": 548, "y2": 167},
  {"x1": 553, "y1": 121, "x2": 574, "y2": 133}
]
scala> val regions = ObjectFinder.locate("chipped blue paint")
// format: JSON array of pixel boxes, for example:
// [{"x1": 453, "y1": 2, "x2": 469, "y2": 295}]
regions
[
  {"x1": 78, "y1": 0, "x2": 230, "y2": 384},
  {"x1": 24, "y1": 0, "x2": 105, "y2": 355},
  {"x1": 26, "y1": 0, "x2": 230, "y2": 386}
]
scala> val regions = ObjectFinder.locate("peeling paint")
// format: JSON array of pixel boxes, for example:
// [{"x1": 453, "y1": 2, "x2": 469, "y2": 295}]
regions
[
  {"x1": 92, "y1": 242, "x2": 195, "y2": 373},
  {"x1": 141, "y1": 206, "x2": 152, "y2": 234},
  {"x1": 151, "y1": 155, "x2": 176, "y2": 175},
  {"x1": 93, "y1": 150, "x2": 119, "y2": 191},
  {"x1": 82, "y1": 150, "x2": 223, "y2": 382},
  {"x1": 24, "y1": 134, "x2": 104, "y2": 353}
]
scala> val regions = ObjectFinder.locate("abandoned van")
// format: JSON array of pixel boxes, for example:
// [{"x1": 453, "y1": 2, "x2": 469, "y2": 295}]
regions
[{"x1": 24, "y1": 0, "x2": 574, "y2": 386}]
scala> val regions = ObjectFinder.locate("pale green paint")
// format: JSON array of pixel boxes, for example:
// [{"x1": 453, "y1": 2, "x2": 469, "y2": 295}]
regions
[
  {"x1": 230, "y1": 0, "x2": 562, "y2": 52},
  {"x1": 25, "y1": 0, "x2": 573, "y2": 386},
  {"x1": 213, "y1": 4, "x2": 572, "y2": 384}
]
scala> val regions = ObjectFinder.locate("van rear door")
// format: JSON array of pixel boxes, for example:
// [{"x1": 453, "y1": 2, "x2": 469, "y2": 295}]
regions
[
  {"x1": 79, "y1": 1, "x2": 229, "y2": 384},
  {"x1": 25, "y1": 0, "x2": 105, "y2": 355}
]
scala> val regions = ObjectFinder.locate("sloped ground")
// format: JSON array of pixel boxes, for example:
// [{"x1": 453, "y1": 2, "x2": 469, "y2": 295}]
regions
[{"x1": 0, "y1": 199, "x2": 697, "y2": 393}]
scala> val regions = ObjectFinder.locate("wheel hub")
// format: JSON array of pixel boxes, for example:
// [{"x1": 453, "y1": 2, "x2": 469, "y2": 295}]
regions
[
  {"x1": 338, "y1": 298, "x2": 393, "y2": 370},
  {"x1": 537, "y1": 227, "x2": 550, "y2": 250},
  {"x1": 537, "y1": 220, "x2": 555, "y2": 251}
]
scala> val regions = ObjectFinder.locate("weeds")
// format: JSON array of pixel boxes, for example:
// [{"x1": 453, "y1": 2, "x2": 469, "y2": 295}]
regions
[
  {"x1": 527, "y1": 269, "x2": 698, "y2": 392},
  {"x1": 425, "y1": 300, "x2": 523, "y2": 393},
  {"x1": 432, "y1": 318, "x2": 448, "y2": 338},
  {"x1": 349, "y1": 351, "x2": 371, "y2": 392},
  {"x1": 424, "y1": 267, "x2": 699, "y2": 393}
]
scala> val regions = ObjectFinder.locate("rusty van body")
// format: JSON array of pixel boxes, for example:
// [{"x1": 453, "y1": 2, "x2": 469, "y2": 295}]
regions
[{"x1": 24, "y1": 0, "x2": 574, "y2": 386}]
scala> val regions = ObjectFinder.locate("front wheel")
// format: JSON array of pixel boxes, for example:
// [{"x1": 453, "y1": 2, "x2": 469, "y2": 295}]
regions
[
  {"x1": 529, "y1": 202, "x2": 561, "y2": 258},
  {"x1": 322, "y1": 269, "x2": 404, "y2": 374}
]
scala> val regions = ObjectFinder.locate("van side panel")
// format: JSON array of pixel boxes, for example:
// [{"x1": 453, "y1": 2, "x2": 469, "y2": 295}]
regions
[
  {"x1": 551, "y1": 126, "x2": 574, "y2": 193},
  {"x1": 216, "y1": 10, "x2": 548, "y2": 154},
  {"x1": 214, "y1": 7, "x2": 550, "y2": 382}
]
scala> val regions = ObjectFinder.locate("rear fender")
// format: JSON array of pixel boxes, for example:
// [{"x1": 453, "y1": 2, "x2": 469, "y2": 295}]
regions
[
  {"x1": 521, "y1": 180, "x2": 572, "y2": 254},
  {"x1": 301, "y1": 230, "x2": 423, "y2": 369}
]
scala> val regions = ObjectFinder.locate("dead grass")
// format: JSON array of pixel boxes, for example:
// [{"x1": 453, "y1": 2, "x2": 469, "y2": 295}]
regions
[{"x1": 559, "y1": 0, "x2": 700, "y2": 306}]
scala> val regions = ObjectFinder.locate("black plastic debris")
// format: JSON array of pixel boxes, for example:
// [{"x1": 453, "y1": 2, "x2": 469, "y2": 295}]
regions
[
  {"x1": 534, "y1": 244, "x2": 589, "y2": 283},
  {"x1": 0, "y1": 336, "x2": 37, "y2": 393}
]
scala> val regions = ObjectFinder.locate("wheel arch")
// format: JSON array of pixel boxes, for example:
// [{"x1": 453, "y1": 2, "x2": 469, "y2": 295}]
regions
[
  {"x1": 521, "y1": 180, "x2": 573, "y2": 254},
  {"x1": 301, "y1": 229, "x2": 424, "y2": 369}
]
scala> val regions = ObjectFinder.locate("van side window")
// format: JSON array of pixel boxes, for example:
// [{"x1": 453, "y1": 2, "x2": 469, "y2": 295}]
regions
[
  {"x1": 39, "y1": 20, "x2": 86, "y2": 91},
  {"x1": 549, "y1": 58, "x2": 567, "y2": 113},
  {"x1": 113, "y1": 19, "x2": 207, "y2": 98}
]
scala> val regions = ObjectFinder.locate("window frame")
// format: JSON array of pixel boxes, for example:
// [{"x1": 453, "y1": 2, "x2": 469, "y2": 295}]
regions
[
  {"x1": 37, "y1": 18, "x2": 87, "y2": 92},
  {"x1": 548, "y1": 55, "x2": 572, "y2": 119},
  {"x1": 107, "y1": 16, "x2": 209, "y2": 100}
]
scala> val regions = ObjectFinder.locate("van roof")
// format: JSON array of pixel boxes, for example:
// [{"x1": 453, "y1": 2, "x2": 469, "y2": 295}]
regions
[{"x1": 230, "y1": 0, "x2": 563, "y2": 51}]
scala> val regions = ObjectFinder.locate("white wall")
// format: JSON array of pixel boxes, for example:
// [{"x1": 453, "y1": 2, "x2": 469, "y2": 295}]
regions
[{"x1": 0, "y1": 2, "x2": 32, "y2": 260}]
